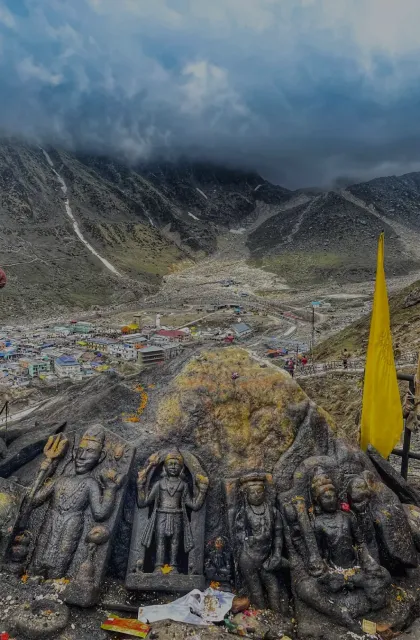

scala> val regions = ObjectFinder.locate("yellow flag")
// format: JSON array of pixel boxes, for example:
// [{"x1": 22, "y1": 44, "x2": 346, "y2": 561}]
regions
[{"x1": 361, "y1": 233, "x2": 402, "y2": 457}]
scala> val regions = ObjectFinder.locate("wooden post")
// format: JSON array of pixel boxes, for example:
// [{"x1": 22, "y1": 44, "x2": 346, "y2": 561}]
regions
[{"x1": 397, "y1": 373, "x2": 415, "y2": 480}]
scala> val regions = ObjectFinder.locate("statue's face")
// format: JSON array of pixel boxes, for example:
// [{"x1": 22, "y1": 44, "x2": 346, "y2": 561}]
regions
[
  {"x1": 318, "y1": 487, "x2": 337, "y2": 513},
  {"x1": 165, "y1": 459, "x2": 182, "y2": 477},
  {"x1": 247, "y1": 482, "x2": 265, "y2": 506},
  {"x1": 349, "y1": 478, "x2": 370, "y2": 512},
  {"x1": 75, "y1": 443, "x2": 102, "y2": 474},
  {"x1": 215, "y1": 537, "x2": 224, "y2": 550}
]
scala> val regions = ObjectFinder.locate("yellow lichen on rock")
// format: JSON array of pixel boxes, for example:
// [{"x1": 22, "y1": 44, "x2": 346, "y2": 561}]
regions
[{"x1": 156, "y1": 347, "x2": 332, "y2": 473}]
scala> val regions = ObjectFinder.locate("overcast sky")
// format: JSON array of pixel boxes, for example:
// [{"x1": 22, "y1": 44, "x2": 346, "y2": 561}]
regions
[{"x1": 1, "y1": 0, "x2": 420, "y2": 188}]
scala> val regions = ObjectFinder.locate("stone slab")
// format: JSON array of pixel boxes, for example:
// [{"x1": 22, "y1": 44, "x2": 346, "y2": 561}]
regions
[{"x1": 125, "y1": 571, "x2": 205, "y2": 592}]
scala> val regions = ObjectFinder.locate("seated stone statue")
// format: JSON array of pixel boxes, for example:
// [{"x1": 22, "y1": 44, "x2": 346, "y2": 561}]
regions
[
  {"x1": 310, "y1": 470, "x2": 390, "y2": 603},
  {"x1": 346, "y1": 474, "x2": 379, "y2": 562},
  {"x1": 282, "y1": 467, "x2": 391, "y2": 632},
  {"x1": 204, "y1": 536, "x2": 232, "y2": 582},
  {"x1": 234, "y1": 474, "x2": 288, "y2": 614}
]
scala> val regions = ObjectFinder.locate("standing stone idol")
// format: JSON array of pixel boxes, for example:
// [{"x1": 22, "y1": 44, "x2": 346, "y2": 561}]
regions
[
  {"x1": 227, "y1": 473, "x2": 288, "y2": 614},
  {"x1": 7, "y1": 425, "x2": 134, "y2": 607},
  {"x1": 30, "y1": 427, "x2": 125, "y2": 578},
  {"x1": 126, "y1": 450, "x2": 209, "y2": 592}
]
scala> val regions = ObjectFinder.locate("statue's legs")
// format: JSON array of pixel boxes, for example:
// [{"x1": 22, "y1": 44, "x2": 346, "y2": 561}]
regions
[
  {"x1": 155, "y1": 514, "x2": 167, "y2": 570},
  {"x1": 261, "y1": 568, "x2": 288, "y2": 615},
  {"x1": 169, "y1": 515, "x2": 182, "y2": 571},
  {"x1": 239, "y1": 552, "x2": 266, "y2": 609},
  {"x1": 295, "y1": 577, "x2": 361, "y2": 633},
  {"x1": 34, "y1": 512, "x2": 82, "y2": 579},
  {"x1": 155, "y1": 535, "x2": 166, "y2": 570}
]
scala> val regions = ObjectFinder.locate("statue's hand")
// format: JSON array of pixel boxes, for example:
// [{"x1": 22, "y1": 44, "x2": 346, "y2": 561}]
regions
[
  {"x1": 43, "y1": 434, "x2": 69, "y2": 462},
  {"x1": 196, "y1": 474, "x2": 209, "y2": 492},
  {"x1": 263, "y1": 553, "x2": 282, "y2": 572},
  {"x1": 137, "y1": 469, "x2": 148, "y2": 486},
  {"x1": 101, "y1": 469, "x2": 126, "y2": 490},
  {"x1": 308, "y1": 558, "x2": 326, "y2": 578},
  {"x1": 147, "y1": 453, "x2": 160, "y2": 466}
]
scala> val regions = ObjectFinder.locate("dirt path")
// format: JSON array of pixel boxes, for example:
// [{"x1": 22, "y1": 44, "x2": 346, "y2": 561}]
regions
[{"x1": 285, "y1": 196, "x2": 320, "y2": 245}]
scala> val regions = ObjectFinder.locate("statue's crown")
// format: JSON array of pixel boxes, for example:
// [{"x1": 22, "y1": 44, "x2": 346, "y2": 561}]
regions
[
  {"x1": 79, "y1": 425, "x2": 105, "y2": 448},
  {"x1": 239, "y1": 473, "x2": 267, "y2": 486},
  {"x1": 311, "y1": 470, "x2": 335, "y2": 497},
  {"x1": 164, "y1": 451, "x2": 184, "y2": 465}
]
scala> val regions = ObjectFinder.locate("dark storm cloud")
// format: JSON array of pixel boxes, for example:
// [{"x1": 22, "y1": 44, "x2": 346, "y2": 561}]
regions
[{"x1": 1, "y1": 0, "x2": 420, "y2": 188}]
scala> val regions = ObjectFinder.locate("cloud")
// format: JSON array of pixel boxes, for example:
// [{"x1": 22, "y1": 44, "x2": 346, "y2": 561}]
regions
[
  {"x1": 1, "y1": 0, "x2": 420, "y2": 187},
  {"x1": 17, "y1": 56, "x2": 63, "y2": 85}
]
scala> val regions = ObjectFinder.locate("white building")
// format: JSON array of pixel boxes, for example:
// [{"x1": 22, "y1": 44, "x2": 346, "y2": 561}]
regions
[
  {"x1": 108, "y1": 343, "x2": 137, "y2": 361},
  {"x1": 54, "y1": 355, "x2": 83, "y2": 380}
]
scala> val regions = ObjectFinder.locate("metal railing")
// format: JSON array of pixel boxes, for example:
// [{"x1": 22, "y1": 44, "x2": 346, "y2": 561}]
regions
[
  {"x1": 392, "y1": 373, "x2": 416, "y2": 480},
  {"x1": 294, "y1": 350, "x2": 418, "y2": 378}
]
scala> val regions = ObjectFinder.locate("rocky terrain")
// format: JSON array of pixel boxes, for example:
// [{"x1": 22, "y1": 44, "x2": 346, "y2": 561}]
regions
[
  {"x1": 314, "y1": 278, "x2": 420, "y2": 361},
  {"x1": 1, "y1": 347, "x2": 420, "y2": 640},
  {"x1": 247, "y1": 190, "x2": 420, "y2": 286},
  {"x1": 0, "y1": 141, "x2": 291, "y2": 320},
  {"x1": 348, "y1": 172, "x2": 420, "y2": 230},
  {"x1": 3, "y1": 140, "x2": 420, "y2": 322}
]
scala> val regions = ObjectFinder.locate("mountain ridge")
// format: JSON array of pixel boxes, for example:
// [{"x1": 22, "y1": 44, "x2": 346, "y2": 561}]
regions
[{"x1": 1, "y1": 139, "x2": 420, "y2": 319}]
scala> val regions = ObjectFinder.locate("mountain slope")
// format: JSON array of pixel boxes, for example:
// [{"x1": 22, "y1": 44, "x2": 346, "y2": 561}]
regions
[
  {"x1": 0, "y1": 141, "x2": 292, "y2": 319},
  {"x1": 314, "y1": 278, "x2": 420, "y2": 360},
  {"x1": 347, "y1": 172, "x2": 420, "y2": 230},
  {"x1": 247, "y1": 191, "x2": 420, "y2": 285}
]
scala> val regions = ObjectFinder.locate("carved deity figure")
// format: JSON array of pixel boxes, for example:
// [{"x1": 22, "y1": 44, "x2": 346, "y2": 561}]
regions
[
  {"x1": 346, "y1": 475, "x2": 379, "y2": 562},
  {"x1": 310, "y1": 470, "x2": 390, "y2": 607},
  {"x1": 136, "y1": 451, "x2": 209, "y2": 573},
  {"x1": 204, "y1": 536, "x2": 232, "y2": 582},
  {"x1": 312, "y1": 472, "x2": 361, "y2": 569},
  {"x1": 234, "y1": 475, "x2": 287, "y2": 613},
  {"x1": 28, "y1": 426, "x2": 125, "y2": 578}
]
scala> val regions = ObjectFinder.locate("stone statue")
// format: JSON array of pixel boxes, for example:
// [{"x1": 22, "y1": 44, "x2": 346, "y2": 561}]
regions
[
  {"x1": 63, "y1": 525, "x2": 110, "y2": 606},
  {"x1": 0, "y1": 478, "x2": 26, "y2": 565},
  {"x1": 280, "y1": 462, "x2": 395, "y2": 633},
  {"x1": 28, "y1": 426, "x2": 125, "y2": 578},
  {"x1": 204, "y1": 536, "x2": 232, "y2": 582},
  {"x1": 310, "y1": 469, "x2": 390, "y2": 605},
  {"x1": 234, "y1": 474, "x2": 288, "y2": 614},
  {"x1": 7, "y1": 425, "x2": 134, "y2": 607},
  {"x1": 346, "y1": 473, "x2": 379, "y2": 562},
  {"x1": 136, "y1": 451, "x2": 208, "y2": 572},
  {"x1": 126, "y1": 450, "x2": 209, "y2": 592},
  {"x1": 311, "y1": 471, "x2": 361, "y2": 570}
]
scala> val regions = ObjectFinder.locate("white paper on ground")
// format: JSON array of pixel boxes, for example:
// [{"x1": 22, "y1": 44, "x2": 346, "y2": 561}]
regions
[{"x1": 138, "y1": 588, "x2": 235, "y2": 626}]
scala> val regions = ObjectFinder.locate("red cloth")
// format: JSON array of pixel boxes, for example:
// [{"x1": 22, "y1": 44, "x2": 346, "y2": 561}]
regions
[{"x1": 0, "y1": 269, "x2": 6, "y2": 289}]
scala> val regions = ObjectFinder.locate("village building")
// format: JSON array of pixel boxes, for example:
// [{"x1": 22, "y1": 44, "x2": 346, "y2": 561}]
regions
[
  {"x1": 137, "y1": 346, "x2": 165, "y2": 367},
  {"x1": 108, "y1": 343, "x2": 137, "y2": 361},
  {"x1": 140, "y1": 326, "x2": 156, "y2": 339},
  {"x1": 133, "y1": 313, "x2": 143, "y2": 327},
  {"x1": 54, "y1": 326, "x2": 72, "y2": 336},
  {"x1": 72, "y1": 321, "x2": 95, "y2": 334},
  {"x1": 162, "y1": 344, "x2": 182, "y2": 360},
  {"x1": 230, "y1": 322, "x2": 253, "y2": 340},
  {"x1": 155, "y1": 329, "x2": 188, "y2": 343},
  {"x1": 27, "y1": 360, "x2": 51, "y2": 378},
  {"x1": 0, "y1": 346, "x2": 19, "y2": 361},
  {"x1": 121, "y1": 334, "x2": 147, "y2": 346},
  {"x1": 150, "y1": 335, "x2": 171, "y2": 346},
  {"x1": 86, "y1": 337, "x2": 119, "y2": 353},
  {"x1": 54, "y1": 355, "x2": 83, "y2": 380}
]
